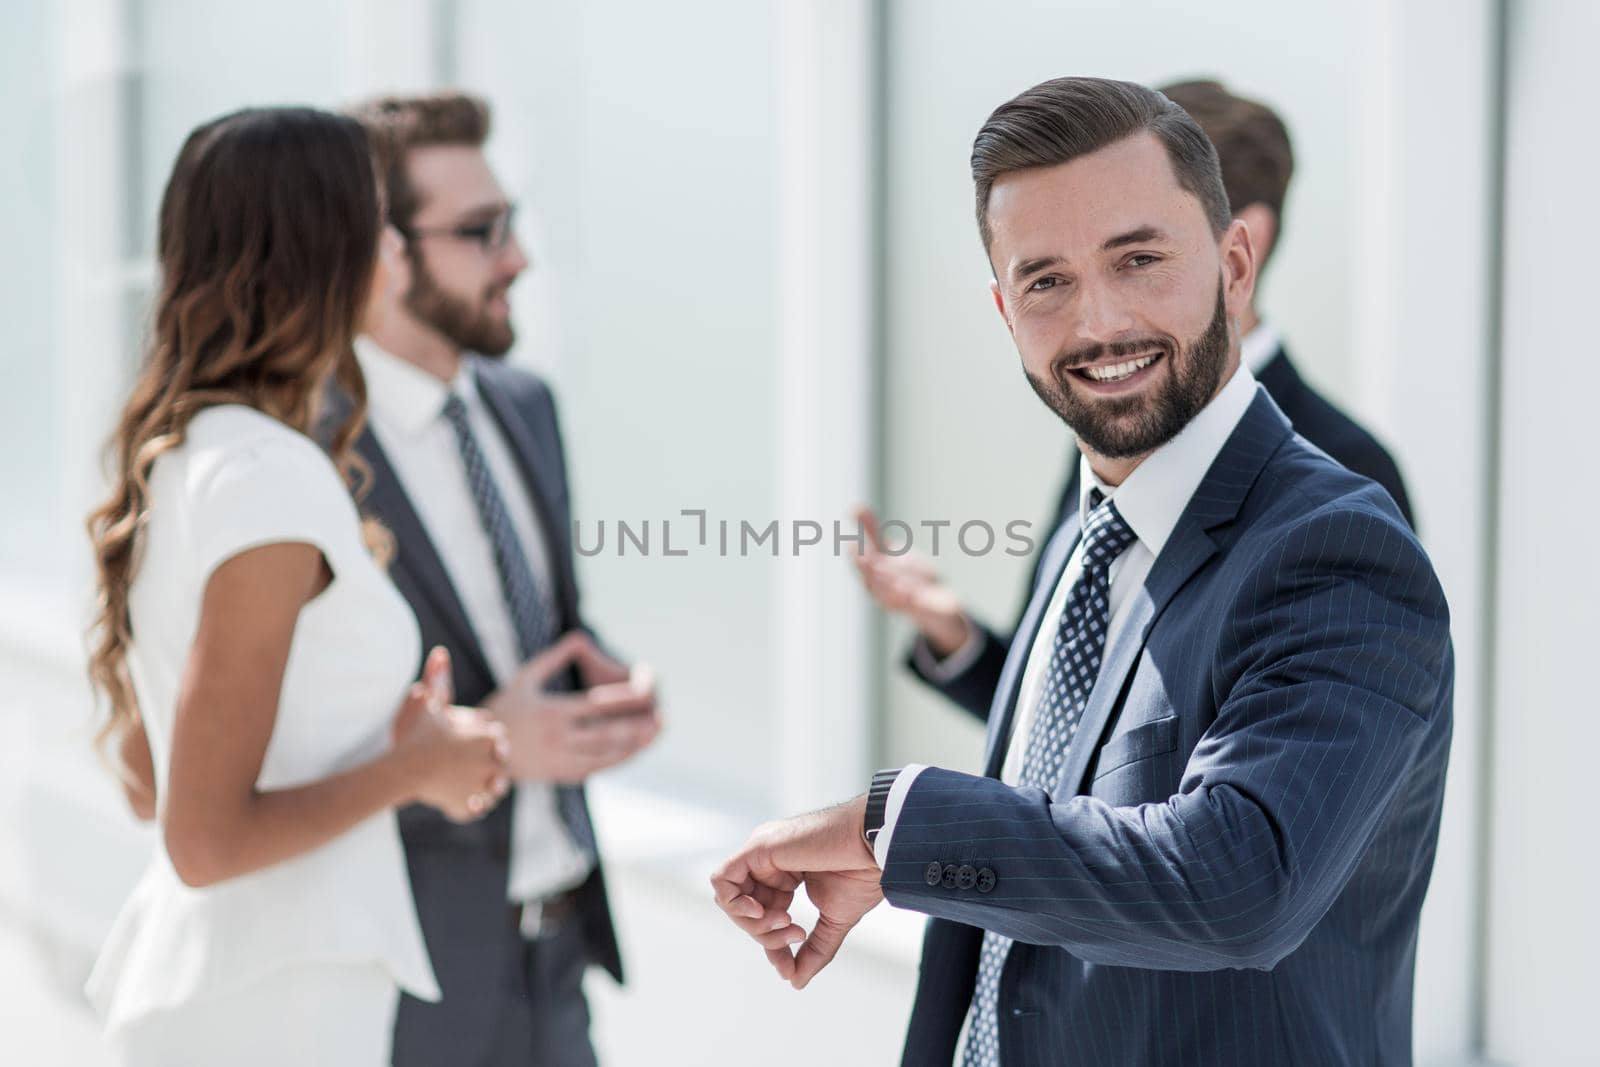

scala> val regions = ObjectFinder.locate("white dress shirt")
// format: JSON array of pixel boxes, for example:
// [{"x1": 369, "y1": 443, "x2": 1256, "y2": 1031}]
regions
[
  {"x1": 356, "y1": 339, "x2": 594, "y2": 903},
  {"x1": 912, "y1": 322, "x2": 1280, "y2": 690},
  {"x1": 877, "y1": 360, "x2": 1261, "y2": 866}
]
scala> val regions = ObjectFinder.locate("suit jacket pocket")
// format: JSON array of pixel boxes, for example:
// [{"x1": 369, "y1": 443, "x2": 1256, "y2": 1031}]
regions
[{"x1": 1092, "y1": 715, "x2": 1180, "y2": 779}]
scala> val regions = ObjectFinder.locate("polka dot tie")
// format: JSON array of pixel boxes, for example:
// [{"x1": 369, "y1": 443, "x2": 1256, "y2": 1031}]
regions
[
  {"x1": 959, "y1": 492, "x2": 1137, "y2": 1067},
  {"x1": 441, "y1": 393, "x2": 592, "y2": 854}
]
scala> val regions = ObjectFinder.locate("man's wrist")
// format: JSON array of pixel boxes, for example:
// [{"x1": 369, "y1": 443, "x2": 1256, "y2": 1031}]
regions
[
  {"x1": 913, "y1": 620, "x2": 984, "y2": 684},
  {"x1": 920, "y1": 612, "x2": 974, "y2": 659}
]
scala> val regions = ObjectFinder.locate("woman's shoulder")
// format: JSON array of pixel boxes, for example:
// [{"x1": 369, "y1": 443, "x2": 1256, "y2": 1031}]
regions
[
  {"x1": 160, "y1": 405, "x2": 355, "y2": 542},
  {"x1": 184, "y1": 404, "x2": 328, "y2": 467},
  {"x1": 175, "y1": 405, "x2": 343, "y2": 498}
]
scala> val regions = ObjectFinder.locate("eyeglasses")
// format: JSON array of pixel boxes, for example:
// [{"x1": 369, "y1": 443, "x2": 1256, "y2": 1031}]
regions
[{"x1": 402, "y1": 204, "x2": 518, "y2": 252}]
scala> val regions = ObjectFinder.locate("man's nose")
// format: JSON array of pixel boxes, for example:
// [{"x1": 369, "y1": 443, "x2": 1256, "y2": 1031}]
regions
[
  {"x1": 1071, "y1": 279, "x2": 1135, "y2": 348},
  {"x1": 499, "y1": 234, "x2": 531, "y2": 277}
]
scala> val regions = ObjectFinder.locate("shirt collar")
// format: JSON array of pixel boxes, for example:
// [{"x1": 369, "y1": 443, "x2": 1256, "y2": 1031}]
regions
[
  {"x1": 1078, "y1": 361, "x2": 1259, "y2": 557},
  {"x1": 355, "y1": 337, "x2": 478, "y2": 438},
  {"x1": 1241, "y1": 320, "x2": 1281, "y2": 375}
]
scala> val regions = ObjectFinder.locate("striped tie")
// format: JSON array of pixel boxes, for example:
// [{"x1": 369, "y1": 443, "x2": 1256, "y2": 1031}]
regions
[{"x1": 441, "y1": 392, "x2": 593, "y2": 853}]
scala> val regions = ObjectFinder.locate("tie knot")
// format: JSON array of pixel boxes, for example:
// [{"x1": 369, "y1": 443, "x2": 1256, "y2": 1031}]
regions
[
  {"x1": 441, "y1": 391, "x2": 469, "y2": 428},
  {"x1": 1081, "y1": 496, "x2": 1136, "y2": 570}
]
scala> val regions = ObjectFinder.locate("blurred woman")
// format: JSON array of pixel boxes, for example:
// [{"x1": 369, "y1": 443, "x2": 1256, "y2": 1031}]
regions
[{"x1": 83, "y1": 106, "x2": 510, "y2": 1065}]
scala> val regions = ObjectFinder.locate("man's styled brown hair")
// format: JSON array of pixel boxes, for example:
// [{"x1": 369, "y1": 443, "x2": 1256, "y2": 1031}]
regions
[
  {"x1": 1159, "y1": 79, "x2": 1294, "y2": 260},
  {"x1": 971, "y1": 76, "x2": 1231, "y2": 252},
  {"x1": 346, "y1": 91, "x2": 491, "y2": 231}
]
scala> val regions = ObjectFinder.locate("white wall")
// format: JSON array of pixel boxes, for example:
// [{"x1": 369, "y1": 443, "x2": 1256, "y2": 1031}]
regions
[
  {"x1": 1345, "y1": 2, "x2": 1501, "y2": 1061},
  {"x1": 1485, "y1": 2, "x2": 1600, "y2": 1064},
  {"x1": 0, "y1": 0, "x2": 64, "y2": 591}
]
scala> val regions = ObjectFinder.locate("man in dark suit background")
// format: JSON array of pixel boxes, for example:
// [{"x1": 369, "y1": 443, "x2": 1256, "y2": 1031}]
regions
[
  {"x1": 336, "y1": 92, "x2": 661, "y2": 1067},
  {"x1": 856, "y1": 80, "x2": 1416, "y2": 725},
  {"x1": 1135, "y1": 80, "x2": 1413, "y2": 524},
  {"x1": 712, "y1": 77, "x2": 1451, "y2": 1065}
]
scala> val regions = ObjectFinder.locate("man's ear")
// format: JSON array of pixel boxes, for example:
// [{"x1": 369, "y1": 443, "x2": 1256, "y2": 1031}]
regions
[
  {"x1": 1236, "y1": 203, "x2": 1278, "y2": 267},
  {"x1": 1220, "y1": 219, "x2": 1257, "y2": 321},
  {"x1": 381, "y1": 223, "x2": 413, "y2": 297},
  {"x1": 990, "y1": 280, "x2": 1014, "y2": 336}
]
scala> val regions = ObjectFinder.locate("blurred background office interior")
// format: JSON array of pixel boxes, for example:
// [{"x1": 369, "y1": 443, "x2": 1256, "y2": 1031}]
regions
[{"x1": 0, "y1": 0, "x2": 1594, "y2": 1063}]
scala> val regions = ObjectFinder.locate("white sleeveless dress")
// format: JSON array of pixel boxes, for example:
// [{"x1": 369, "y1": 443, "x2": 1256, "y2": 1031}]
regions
[{"x1": 85, "y1": 404, "x2": 440, "y2": 1065}]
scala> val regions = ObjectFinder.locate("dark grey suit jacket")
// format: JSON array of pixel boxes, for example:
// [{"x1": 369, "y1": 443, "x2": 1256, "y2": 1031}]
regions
[{"x1": 323, "y1": 359, "x2": 622, "y2": 1067}]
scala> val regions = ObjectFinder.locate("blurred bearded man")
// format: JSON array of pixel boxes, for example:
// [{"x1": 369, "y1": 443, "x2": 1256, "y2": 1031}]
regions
[{"x1": 340, "y1": 92, "x2": 662, "y2": 1067}]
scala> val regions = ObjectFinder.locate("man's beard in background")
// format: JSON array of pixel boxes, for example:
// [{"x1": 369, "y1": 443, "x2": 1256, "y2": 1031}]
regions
[
  {"x1": 1025, "y1": 280, "x2": 1230, "y2": 460},
  {"x1": 404, "y1": 257, "x2": 515, "y2": 358}
]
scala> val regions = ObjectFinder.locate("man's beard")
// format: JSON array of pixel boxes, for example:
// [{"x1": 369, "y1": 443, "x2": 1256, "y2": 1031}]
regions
[
  {"x1": 1025, "y1": 280, "x2": 1231, "y2": 459},
  {"x1": 404, "y1": 256, "x2": 515, "y2": 358}
]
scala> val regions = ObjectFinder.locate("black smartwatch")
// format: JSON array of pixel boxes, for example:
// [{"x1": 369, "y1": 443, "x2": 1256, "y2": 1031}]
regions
[{"x1": 862, "y1": 768, "x2": 902, "y2": 852}]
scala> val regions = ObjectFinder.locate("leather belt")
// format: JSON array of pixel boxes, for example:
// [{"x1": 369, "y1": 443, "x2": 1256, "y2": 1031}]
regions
[{"x1": 511, "y1": 887, "x2": 582, "y2": 940}]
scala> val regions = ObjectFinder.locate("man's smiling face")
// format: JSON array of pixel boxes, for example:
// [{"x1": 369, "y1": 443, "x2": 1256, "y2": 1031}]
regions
[{"x1": 986, "y1": 132, "x2": 1254, "y2": 462}]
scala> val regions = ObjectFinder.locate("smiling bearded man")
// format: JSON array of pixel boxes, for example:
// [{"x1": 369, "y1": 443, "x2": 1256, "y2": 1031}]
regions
[
  {"x1": 1026, "y1": 279, "x2": 1230, "y2": 459},
  {"x1": 710, "y1": 75, "x2": 1453, "y2": 1067}
]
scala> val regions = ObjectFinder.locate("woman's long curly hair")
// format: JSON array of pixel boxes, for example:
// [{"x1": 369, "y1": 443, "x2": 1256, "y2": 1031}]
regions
[{"x1": 85, "y1": 107, "x2": 384, "y2": 762}]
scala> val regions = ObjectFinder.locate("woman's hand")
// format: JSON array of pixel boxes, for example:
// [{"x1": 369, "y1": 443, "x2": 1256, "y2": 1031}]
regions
[{"x1": 392, "y1": 647, "x2": 511, "y2": 823}]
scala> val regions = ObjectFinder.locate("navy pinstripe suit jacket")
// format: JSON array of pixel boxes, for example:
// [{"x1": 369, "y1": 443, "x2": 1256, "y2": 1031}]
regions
[{"x1": 884, "y1": 388, "x2": 1453, "y2": 1066}]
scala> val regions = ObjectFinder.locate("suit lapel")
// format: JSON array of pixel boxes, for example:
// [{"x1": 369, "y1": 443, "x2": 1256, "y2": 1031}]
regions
[
  {"x1": 353, "y1": 427, "x2": 497, "y2": 687},
  {"x1": 982, "y1": 509, "x2": 1082, "y2": 776},
  {"x1": 1052, "y1": 388, "x2": 1295, "y2": 799},
  {"x1": 320, "y1": 380, "x2": 497, "y2": 687},
  {"x1": 473, "y1": 360, "x2": 580, "y2": 629},
  {"x1": 1052, "y1": 519, "x2": 1214, "y2": 798}
]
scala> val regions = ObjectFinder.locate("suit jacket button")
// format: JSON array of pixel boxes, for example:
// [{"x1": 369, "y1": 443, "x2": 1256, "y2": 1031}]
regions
[
  {"x1": 924, "y1": 862, "x2": 943, "y2": 887},
  {"x1": 941, "y1": 864, "x2": 960, "y2": 890},
  {"x1": 956, "y1": 865, "x2": 977, "y2": 890},
  {"x1": 976, "y1": 868, "x2": 996, "y2": 893}
]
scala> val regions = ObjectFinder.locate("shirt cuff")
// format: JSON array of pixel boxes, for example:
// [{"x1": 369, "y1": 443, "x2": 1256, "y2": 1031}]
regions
[
  {"x1": 911, "y1": 621, "x2": 983, "y2": 683},
  {"x1": 873, "y1": 763, "x2": 929, "y2": 869}
]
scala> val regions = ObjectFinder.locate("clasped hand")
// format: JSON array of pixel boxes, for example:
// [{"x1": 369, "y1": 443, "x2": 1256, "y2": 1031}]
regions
[{"x1": 484, "y1": 630, "x2": 661, "y2": 784}]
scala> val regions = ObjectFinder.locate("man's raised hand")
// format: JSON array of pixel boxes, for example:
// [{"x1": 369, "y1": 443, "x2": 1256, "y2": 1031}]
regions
[{"x1": 850, "y1": 505, "x2": 973, "y2": 657}]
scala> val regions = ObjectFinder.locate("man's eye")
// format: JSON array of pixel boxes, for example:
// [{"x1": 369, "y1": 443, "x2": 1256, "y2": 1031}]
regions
[
  {"x1": 1028, "y1": 276, "x2": 1061, "y2": 292},
  {"x1": 456, "y1": 224, "x2": 494, "y2": 243},
  {"x1": 1126, "y1": 254, "x2": 1159, "y2": 268}
]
